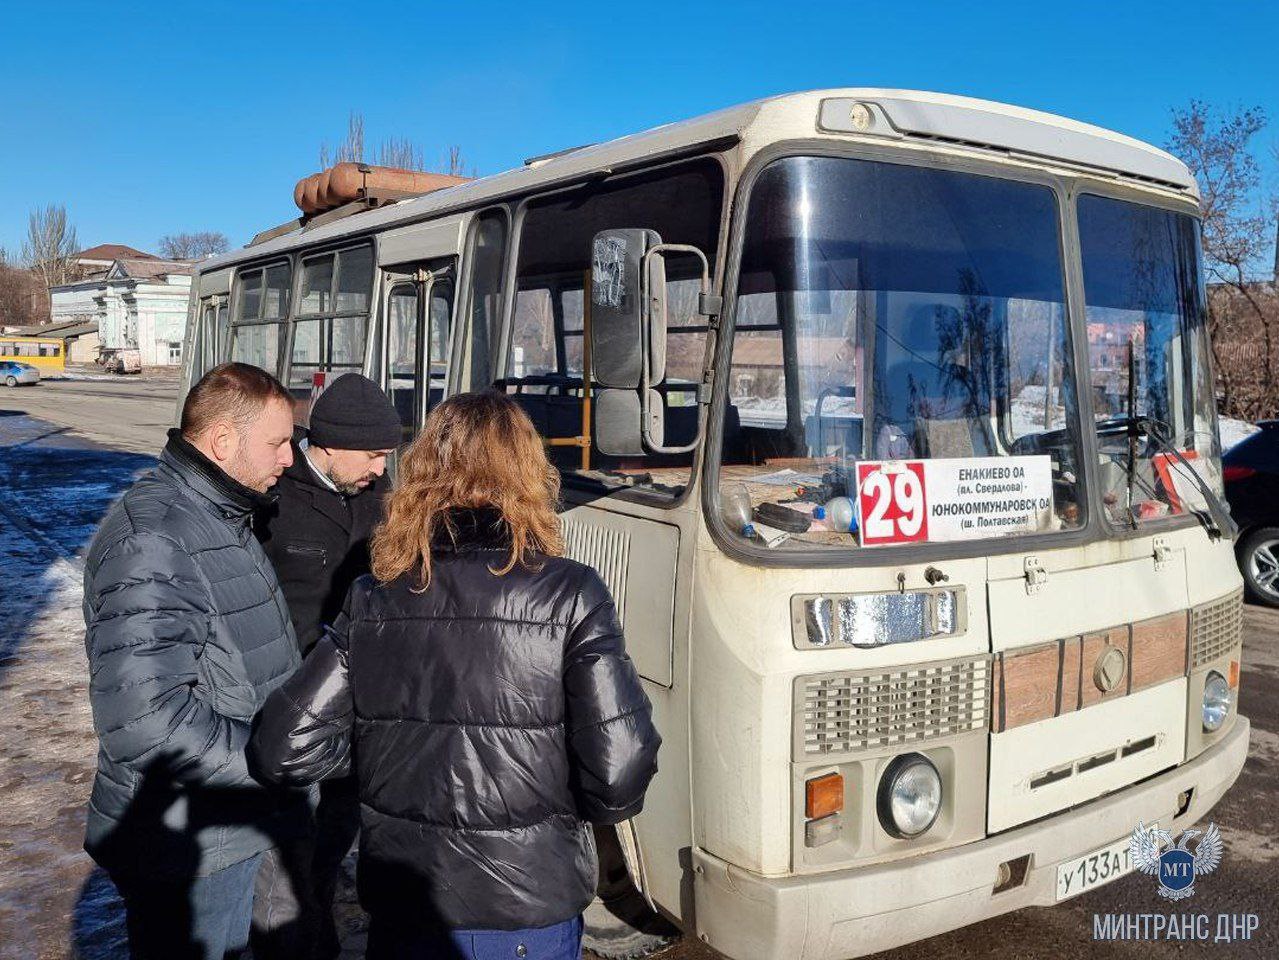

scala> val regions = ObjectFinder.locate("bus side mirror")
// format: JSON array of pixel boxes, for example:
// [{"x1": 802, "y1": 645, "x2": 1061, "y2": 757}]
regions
[
  {"x1": 591, "y1": 228, "x2": 711, "y2": 457},
  {"x1": 589, "y1": 228, "x2": 666, "y2": 387}
]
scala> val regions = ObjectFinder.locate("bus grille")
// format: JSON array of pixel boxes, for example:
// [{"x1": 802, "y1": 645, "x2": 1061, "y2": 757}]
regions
[
  {"x1": 561, "y1": 519, "x2": 630, "y2": 621},
  {"x1": 1190, "y1": 590, "x2": 1243, "y2": 669},
  {"x1": 796, "y1": 657, "x2": 990, "y2": 758}
]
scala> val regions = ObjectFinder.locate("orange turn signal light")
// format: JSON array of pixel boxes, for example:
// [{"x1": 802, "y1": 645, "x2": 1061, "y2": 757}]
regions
[
  {"x1": 805, "y1": 773, "x2": 844, "y2": 820},
  {"x1": 1228, "y1": 660, "x2": 1240, "y2": 688}
]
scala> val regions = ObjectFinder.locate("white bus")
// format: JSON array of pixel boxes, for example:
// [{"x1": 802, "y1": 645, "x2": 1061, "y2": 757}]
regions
[{"x1": 180, "y1": 89, "x2": 1249, "y2": 959}]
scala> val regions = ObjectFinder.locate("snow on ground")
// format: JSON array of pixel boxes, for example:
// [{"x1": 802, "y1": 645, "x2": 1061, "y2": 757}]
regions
[
  {"x1": 41, "y1": 372, "x2": 121, "y2": 382},
  {"x1": 0, "y1": 414, "x2": 155, "y2": 959}
]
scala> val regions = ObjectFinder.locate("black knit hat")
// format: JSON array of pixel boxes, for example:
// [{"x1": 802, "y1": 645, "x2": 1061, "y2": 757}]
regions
[{"x1": 308, "y1": 374, "x2": 402, "y2": 451}]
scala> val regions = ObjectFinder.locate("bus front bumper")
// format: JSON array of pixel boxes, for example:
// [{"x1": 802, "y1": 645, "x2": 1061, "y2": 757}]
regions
[{"x1": 691, "y1": 716, "x2": 1249, "y2": 960}]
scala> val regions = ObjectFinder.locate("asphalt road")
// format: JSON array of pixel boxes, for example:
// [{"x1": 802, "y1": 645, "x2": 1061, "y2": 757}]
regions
[
  {"x1": 1, "y1": 376, "x2": 1273, "y2": 958},
  {"x1": 0, "y1": 371, "x2": 179, "y2": 454}
]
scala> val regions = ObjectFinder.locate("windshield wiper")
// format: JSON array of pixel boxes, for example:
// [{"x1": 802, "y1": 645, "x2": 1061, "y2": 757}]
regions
[
  {"x1": 1129, "y1": 415, "x2": 1236, "y2": 542},
  {"x1": 1119, "y1": 342, "x2": 1234, "y2": 541}
]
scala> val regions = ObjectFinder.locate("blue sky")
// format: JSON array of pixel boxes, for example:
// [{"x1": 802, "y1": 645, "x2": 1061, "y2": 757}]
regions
[{"x1": 1, "y1": 0, "x2": 1277, "y2": 258}]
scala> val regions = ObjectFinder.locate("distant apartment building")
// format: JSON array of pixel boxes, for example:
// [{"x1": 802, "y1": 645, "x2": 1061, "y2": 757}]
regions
[{"x1": 51, "y1": 249, "x2": 193, "y2": 366}]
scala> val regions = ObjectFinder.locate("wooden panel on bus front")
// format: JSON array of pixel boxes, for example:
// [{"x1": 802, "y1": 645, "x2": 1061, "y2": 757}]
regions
[{"x1": 986, "y1": 550, "x2": 1186, "y2": 653}]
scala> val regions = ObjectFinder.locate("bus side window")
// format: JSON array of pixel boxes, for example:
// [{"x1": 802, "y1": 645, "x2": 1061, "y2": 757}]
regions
[
  {"x1": 463, "y1": 210, "x2": 508, "y2": 391},
  {"x1": 229, "y1": 262, "x2": 291, "y2": 376},
  {"x1": 287, "y1": 245, "x2": 373, "y2": 416}
]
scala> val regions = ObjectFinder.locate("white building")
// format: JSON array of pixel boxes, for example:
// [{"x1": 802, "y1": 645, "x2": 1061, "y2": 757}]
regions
[{"x1": 51, "y1": 257, "x2": 193, "y2": 366}]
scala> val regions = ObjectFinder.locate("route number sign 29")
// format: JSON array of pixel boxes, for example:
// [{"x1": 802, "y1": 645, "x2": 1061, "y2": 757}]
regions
[{"x1": 856, "y1": 461, "x2": 929, "y2": 546}]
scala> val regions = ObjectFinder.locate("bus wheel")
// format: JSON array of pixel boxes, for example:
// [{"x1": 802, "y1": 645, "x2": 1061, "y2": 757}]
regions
[{"x1": 583, "y1": 825, "x2": 681, "y2": 959}]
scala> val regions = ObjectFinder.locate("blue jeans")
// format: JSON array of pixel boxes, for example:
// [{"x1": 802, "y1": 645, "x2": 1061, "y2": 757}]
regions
[
  {"x1": 367, "y1": 914, "x2": 583, "y2": 960},
  {"x1": 111, "y1": 854, "x2": 261, "y2": 960}
]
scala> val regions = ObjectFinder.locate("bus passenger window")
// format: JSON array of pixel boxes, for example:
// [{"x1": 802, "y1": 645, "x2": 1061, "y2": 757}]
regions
[
  {"x1": 286, "y1": 245, "x2": 372, "y2": 410},
  {"x1": 229, "y1": 262, "x2": 291, "y2": 376},
  {"x1": 509, "y1": 288, "x2": 560, "y2": 388},
  {"x1": 231, "y1": 322, "x2": 281, "y2": 373},
  {"x1": 263, "y1": 263, "x2": 290, "y2": 319},
  {"x1": 299, "y1": 255, "x2": 334, "y2": 314},
  {"x1": 336, "y1": 246, "x2": 373, "y2": 314}
]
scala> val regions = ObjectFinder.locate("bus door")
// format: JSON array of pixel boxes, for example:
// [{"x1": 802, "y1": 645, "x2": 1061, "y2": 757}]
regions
[
  {"x1": 381, "y1": 258, "x2": 455, "y2": 440},
  {"x1": 198, "y1": 294, "x2": 229, "y2": 372}
]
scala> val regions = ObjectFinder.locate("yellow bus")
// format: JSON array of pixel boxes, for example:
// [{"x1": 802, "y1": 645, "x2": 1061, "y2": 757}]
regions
[{"x1": 0, "y1": 335, "x2": 67, "y2": 372}]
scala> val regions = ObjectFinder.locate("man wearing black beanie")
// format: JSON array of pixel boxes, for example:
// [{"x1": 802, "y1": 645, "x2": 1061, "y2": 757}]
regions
[{"x1": 251, "y1": 372, "x2": 400, "y2": 960}]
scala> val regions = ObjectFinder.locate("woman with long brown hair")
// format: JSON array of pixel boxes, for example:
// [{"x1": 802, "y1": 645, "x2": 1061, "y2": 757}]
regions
[{"x1": 249, "y1": 392, "x2": 660, "y2": 959}]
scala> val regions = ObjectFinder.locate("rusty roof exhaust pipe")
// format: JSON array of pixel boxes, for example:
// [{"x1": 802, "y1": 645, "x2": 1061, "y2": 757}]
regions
[{"x1": 294, "y1": 162, "x2": 469, "y2": 216}]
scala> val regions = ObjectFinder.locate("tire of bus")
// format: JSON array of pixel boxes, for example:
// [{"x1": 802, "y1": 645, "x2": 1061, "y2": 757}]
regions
[
  {"x1": 583, "y1": 824, "x2": 681, "y2": 959},
  {"x1": 1238, "y1": 525, "x2": 1279, "y2": 608}
]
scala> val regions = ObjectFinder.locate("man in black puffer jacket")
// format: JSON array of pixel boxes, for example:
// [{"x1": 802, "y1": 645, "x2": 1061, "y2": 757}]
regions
[
  {"x1": 252, "y1": 374, "x2": 398, "y2": 960},
  {"x1": 249, "y1": 505, "x2": 660, "y2": 940},
  {"x1": 256, "y1": 374, "x2": 397, "y2": 656},
  {"x1": 83, "y1": 363, "x2": 306, "y2": 960}
]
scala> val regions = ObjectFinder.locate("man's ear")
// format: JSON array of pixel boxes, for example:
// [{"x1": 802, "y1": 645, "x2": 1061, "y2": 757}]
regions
[{"x1": 207, "y1": 419, "x2": 237, "y2": 463}]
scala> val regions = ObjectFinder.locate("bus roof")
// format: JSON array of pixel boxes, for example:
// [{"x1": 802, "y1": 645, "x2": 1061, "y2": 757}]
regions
[{"x1": 202, "y1": 88, "x2": 1196, "y2": 273}]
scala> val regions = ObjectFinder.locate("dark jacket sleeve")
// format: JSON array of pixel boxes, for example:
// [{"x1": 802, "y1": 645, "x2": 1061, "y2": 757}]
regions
[
  {"x1": 563, "y1": 570, "x2": 661, "y2": 824},
  {"x1": 248, "y1": 603, "x2": 355, "y2": 788},
  {"x1": 85, "y1": 531, "x2": 251, "y2": 789}
]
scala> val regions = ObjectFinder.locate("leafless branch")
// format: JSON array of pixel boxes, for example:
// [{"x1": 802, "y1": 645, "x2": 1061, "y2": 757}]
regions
[
  {"x1": 158, "y1": 231, "x2": 230, "y2": 260},
  {"x1": 1166, "y1": 101, "x2": 1279, "y2": 420},
  {"x1": 22, "y1": 204, "x2": 80, "y2": 290}
]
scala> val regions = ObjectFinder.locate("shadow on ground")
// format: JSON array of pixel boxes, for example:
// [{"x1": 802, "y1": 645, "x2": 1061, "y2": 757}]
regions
[{"x1": 0, "y1": 413, "x2": 155, "y2": 959}]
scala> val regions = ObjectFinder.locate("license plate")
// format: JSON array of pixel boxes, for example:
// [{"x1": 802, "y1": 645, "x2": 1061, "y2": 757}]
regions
[{"x1": 1056, "y1": 837, "x2": 1134, "y2": 901}]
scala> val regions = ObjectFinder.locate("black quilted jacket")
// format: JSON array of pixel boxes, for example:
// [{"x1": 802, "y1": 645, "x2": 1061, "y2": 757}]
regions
[
  {"x1": 82, "y1": 430, "x2": 304, "y2": 879},
  {"x1": 248, "y1": 507, "x2": 660, "y2": 930}
]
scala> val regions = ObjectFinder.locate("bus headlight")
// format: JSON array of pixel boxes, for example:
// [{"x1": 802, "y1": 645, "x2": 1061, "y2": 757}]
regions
[
  {"x1": 1202, "y1": 671, "x2": 1231, "y2": 732},
  {"x1": 877, "y1": 753, "x2": 943, "y2": 839}
]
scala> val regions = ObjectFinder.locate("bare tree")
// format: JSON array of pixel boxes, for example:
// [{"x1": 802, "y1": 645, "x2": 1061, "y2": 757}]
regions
[
  {"x1": 443, "y1": 145, "x2": 475, "y2": 178},
  {"x1": 22, "y1": 204, "x2": 80, "y2": 290},
  {"x1": 319, "y1": 112, "x2": 367, "y2": 169},
  {"x1": 317, "y1": 111, "x2": 472, "y2": 176},
  {"x1": 377, "y1": 137, "x2": 425, "y2": 170},
  {"x1": 0, "y1": 247, "x2": 49, "y2": 327},
  {"x1": 158, "y1": 231, "x2": 231, "y2": 259},
  {"x1": 1166, "y1": 101, "x2": 1278, "y2": 420}
]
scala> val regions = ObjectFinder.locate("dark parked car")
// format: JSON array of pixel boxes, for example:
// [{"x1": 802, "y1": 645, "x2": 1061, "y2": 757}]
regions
[{"x1": 1224, "y1": 420, "x2": 1279, "y2": 606}]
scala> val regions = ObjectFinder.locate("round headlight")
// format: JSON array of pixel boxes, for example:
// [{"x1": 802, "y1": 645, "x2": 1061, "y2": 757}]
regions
[
  {"x1": 877, "y1": 753, "x2": 943, "y2": 839},
  {"x1": 1202, "y1": 671, "x2": 1231, "y2": 732}
]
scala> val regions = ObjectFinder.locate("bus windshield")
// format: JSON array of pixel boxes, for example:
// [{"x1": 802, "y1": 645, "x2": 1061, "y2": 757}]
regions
[{"x1": 716, "y1": 155, "x2": 1084, "y2": 551}]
